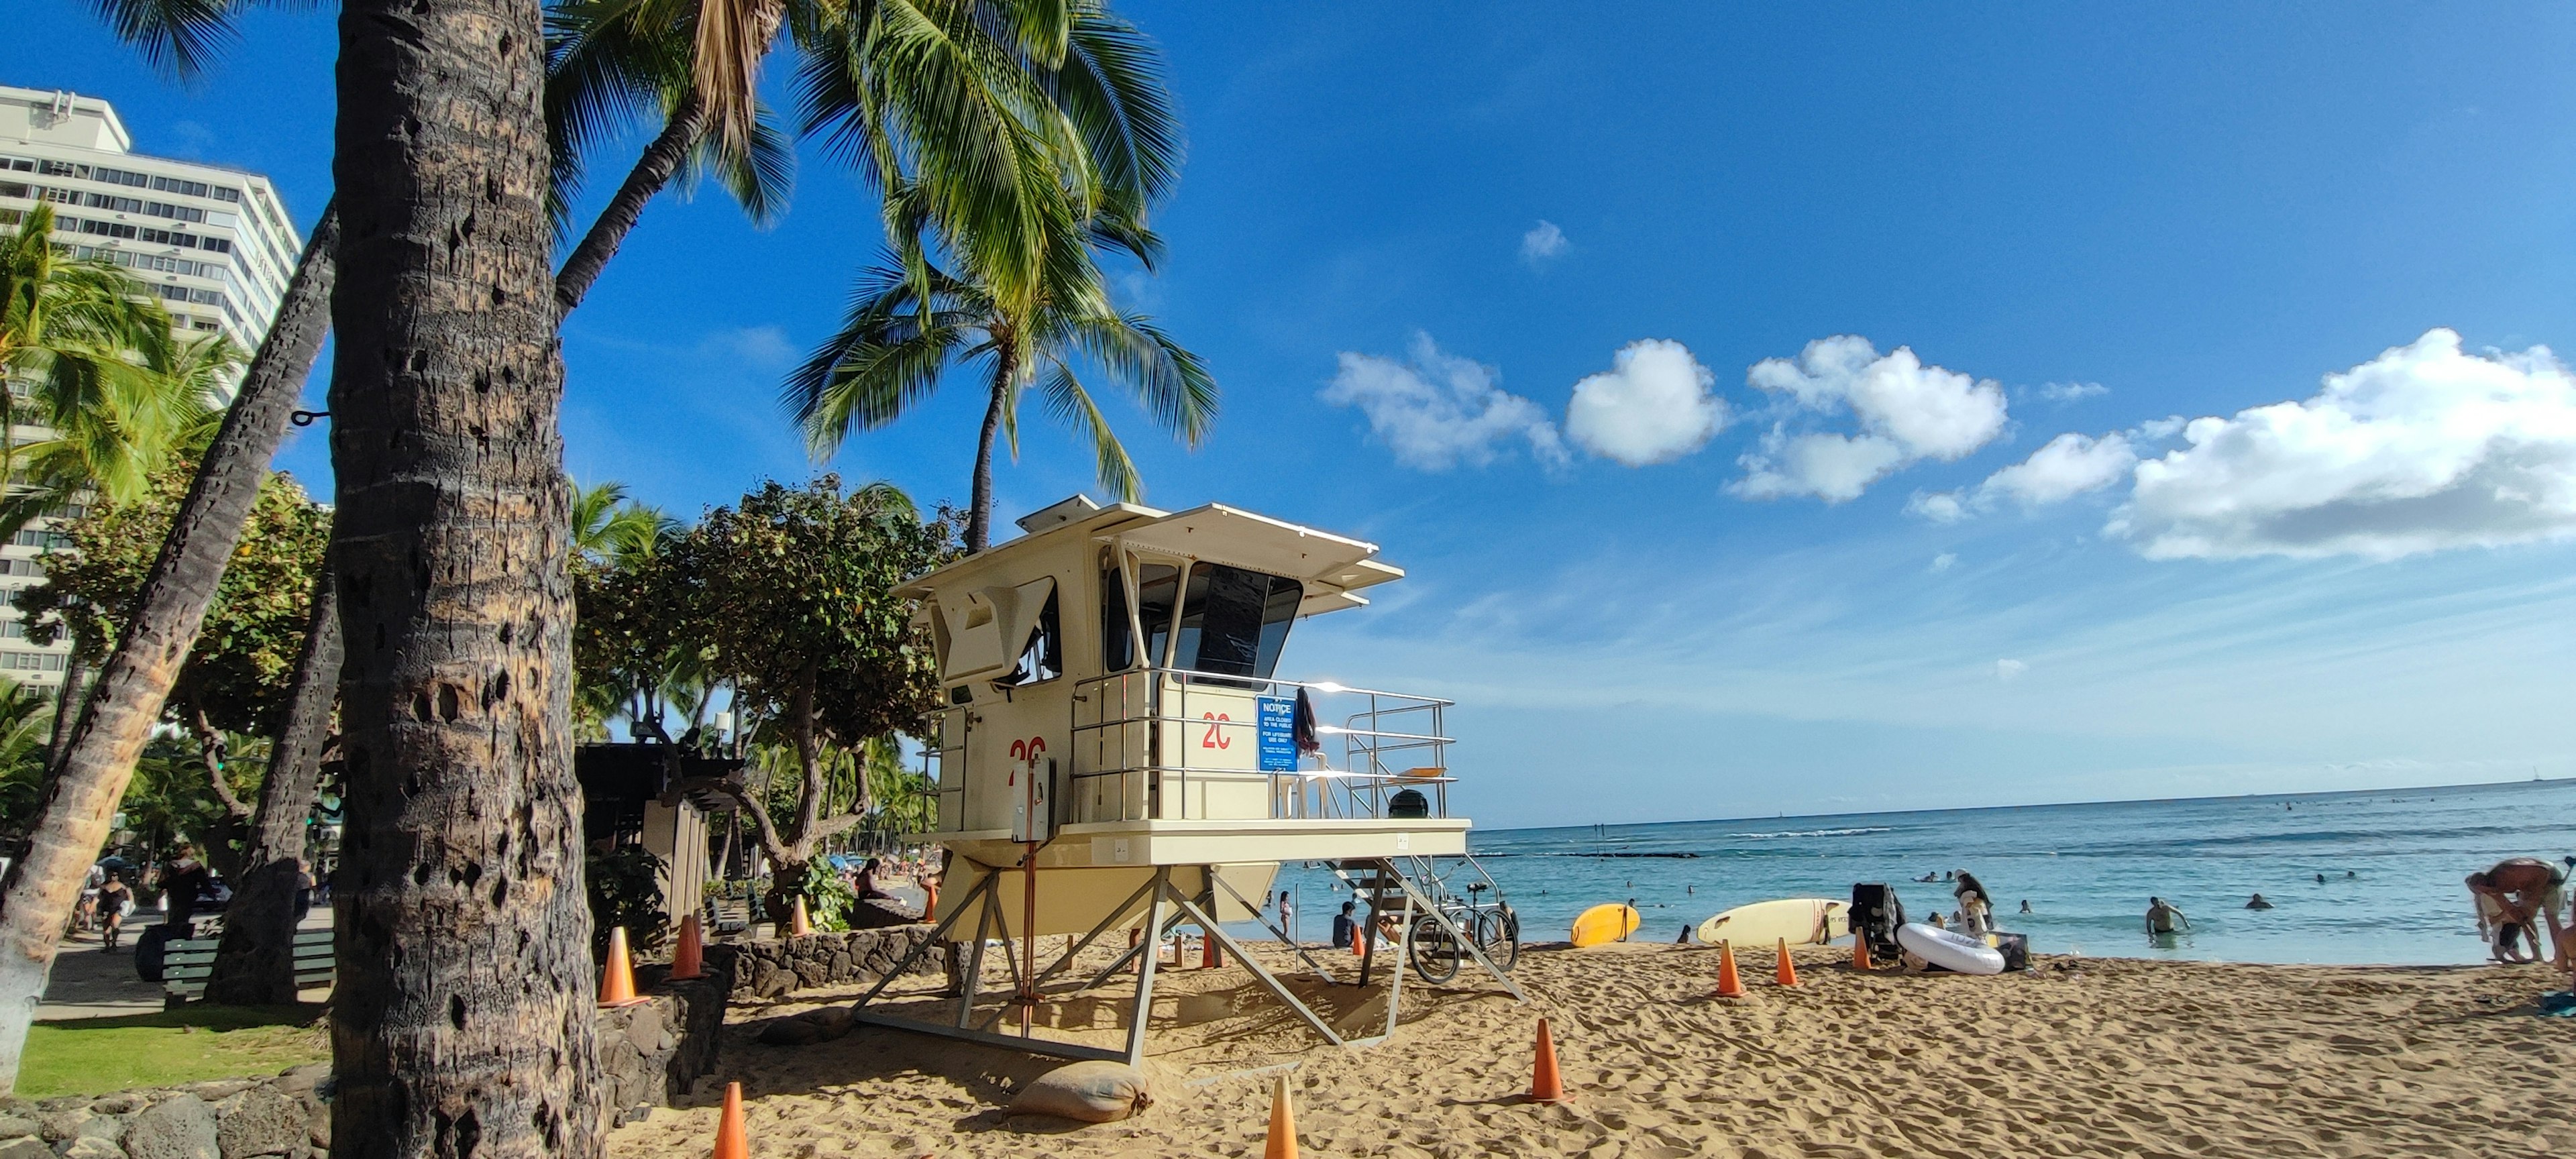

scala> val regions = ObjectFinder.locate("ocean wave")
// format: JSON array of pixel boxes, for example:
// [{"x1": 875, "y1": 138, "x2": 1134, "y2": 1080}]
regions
[{"x1": 1725, "y1": 826, "x2": 1896, "y2": 840}]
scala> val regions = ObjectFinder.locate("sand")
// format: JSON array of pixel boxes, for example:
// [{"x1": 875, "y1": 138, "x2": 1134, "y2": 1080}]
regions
[{"x1": 608, "y1": 939, "x2": 2576, "y2": 1158}]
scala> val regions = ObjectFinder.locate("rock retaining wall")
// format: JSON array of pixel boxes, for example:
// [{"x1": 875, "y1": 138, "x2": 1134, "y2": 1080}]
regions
[{"x1": 719, "y1": 926, "x2": 947, "y2": 1000}]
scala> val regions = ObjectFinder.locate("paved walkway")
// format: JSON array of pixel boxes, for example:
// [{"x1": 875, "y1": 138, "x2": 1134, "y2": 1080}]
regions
[{"x1": 41, "y1": 909, "x2": 335, "y2": 1022}]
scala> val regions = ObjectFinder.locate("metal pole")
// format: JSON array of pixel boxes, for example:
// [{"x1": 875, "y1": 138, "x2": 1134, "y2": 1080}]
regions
[{"x1": 1124, "y1": 868, "x2": 1171, "y2": 1068}]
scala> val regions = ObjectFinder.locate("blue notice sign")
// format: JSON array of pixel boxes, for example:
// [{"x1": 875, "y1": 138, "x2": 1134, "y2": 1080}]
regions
[{"x1": 1256, "y1": 696, "x2": 1297, "y2": 772}]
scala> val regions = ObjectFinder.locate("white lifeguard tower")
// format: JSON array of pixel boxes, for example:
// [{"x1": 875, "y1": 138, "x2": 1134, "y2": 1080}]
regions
[{"x1": 849, "y1": 496, "x2": 1524, "y2": 1064}]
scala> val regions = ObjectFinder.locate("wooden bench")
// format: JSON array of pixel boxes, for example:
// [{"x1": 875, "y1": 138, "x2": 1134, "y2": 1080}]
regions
[{"x1": 163, "y1": 928, "x2": 334, "y2": 1003}]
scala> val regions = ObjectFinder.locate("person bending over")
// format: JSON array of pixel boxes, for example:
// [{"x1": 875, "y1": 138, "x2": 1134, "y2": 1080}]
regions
[{"x1": 2467, "y1": 859, "x2": 2566, "y2": 966}]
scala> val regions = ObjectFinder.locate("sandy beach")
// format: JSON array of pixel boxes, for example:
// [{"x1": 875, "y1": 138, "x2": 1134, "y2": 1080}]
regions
[{"x1": 606, "y1": 940, "x2": 2576, "y2": 1158}]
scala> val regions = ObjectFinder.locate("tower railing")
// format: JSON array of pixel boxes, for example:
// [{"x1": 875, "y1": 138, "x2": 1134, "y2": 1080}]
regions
[{"x1": 922, "y1": 667, "x2": 1456, "y2": 828}]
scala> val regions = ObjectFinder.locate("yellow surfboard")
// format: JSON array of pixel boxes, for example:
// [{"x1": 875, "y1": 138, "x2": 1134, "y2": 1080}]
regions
[
  {"x1": 1570, "y1": 903, "x2": 1642, "y2": 947},
  {"x1": 1696, "y1": 898, "x2": 1849, "y2": 947}
]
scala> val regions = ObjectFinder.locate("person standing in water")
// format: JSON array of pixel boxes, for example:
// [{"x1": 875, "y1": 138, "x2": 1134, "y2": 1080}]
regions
[
  {"x1": 2146, "y1": 897, "x2": 2190, "y2": 936},
  {"x1": 2246, "y1": 893, "x2": 2273, "y2": 910}
]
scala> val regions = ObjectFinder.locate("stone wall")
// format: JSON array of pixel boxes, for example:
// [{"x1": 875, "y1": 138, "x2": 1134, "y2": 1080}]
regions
[
  {"x1": 719, "y1": 926, "x2": 947, "y2": 1000},
  {"x1": 3, "y1": 955, "x2": 736, "y2": 1158}
]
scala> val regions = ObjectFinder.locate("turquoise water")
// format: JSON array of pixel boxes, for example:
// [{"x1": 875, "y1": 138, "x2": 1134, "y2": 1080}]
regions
[{"x1": 1267, "y1": 777, "x2": 2576, "y2": 965}]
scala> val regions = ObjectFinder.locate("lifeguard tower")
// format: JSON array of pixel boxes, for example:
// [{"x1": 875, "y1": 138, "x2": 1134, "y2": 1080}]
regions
[{"x1": 849, "y1": 496, "x2": 1524, "y2": 1064}]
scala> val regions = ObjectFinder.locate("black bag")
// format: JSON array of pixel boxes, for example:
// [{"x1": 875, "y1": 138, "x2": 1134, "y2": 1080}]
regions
[
  {"x1": 1991, "y1": 931, "x2": 2031, "y2": 971},
  {"x1": 133, "y1": 924, "x2": 169, "y2": 983},
  {"x1": 1850, "y1": 883, "x2": 1905, "y2": 963}
]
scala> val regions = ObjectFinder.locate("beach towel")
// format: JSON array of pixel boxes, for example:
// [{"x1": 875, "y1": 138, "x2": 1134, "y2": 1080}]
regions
[
  {"x1": 1292, "y1": 687, "x2": 1322, "y2": 755},
  {"x1": 2537, "y1": 991, "x2": 2576, "y2": 1018}
]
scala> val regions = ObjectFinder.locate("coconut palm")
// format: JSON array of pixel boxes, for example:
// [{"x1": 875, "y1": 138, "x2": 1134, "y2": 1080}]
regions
[
  {"x1": 784, "y1": 188, "x2": 1215, "y2": 551},
  {"x1": 0, "y1": 326, "x2": 236, "y2": 541},
  {"x1": 0, "y1": 205, "x2": 176, "y2": 497}
]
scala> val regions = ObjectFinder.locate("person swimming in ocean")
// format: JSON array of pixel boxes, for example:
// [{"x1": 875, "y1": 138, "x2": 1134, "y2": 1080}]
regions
[
  {"x1": 2019, "y1": 899, "x2": 2033, "y2": 914},
  {"x1": 2246, "y1": 893, "x2": 2272, "y2": 909},
  {"x1": 2145, "y1": 897, "x2": 2190, "y2": 936}
]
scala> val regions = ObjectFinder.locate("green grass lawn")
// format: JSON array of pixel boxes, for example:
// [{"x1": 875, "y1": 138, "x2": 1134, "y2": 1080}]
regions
[{"x1": 20, "y1": 1005, "x2": 328, "y2": 1099}]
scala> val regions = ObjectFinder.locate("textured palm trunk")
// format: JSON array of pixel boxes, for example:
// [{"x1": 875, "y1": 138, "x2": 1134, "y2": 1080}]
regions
[
  {"x1": 203, "y1": 559, "x2": 341, "y2": 1006},
  {"x1": 553, "y1": 92, "x2": 708, "y2": 319},
  {"x1": 329, "y1": 0, "x2": 598, "y2": 1151},
  {"x1": 965, "y1": 359, "x2": 1013, "y2": 553},
  {"x1": 0, "y1": 202, "x2": 337, "y2": 1095}
]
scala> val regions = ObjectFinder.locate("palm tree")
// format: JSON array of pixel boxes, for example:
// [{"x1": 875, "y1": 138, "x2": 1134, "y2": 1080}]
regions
[
  {"x1": 784, "y1": 190, "x2": 1215, "y2": 551},
  {"x1": 321, "y1": 0, "x2": 607, "y2": 1149},
  {"x1": 0, "y1": 204, "x2": 175, "y2": 497},
  {"x1": 0, "y1": 326, "x2": 235, "y2": 541}
]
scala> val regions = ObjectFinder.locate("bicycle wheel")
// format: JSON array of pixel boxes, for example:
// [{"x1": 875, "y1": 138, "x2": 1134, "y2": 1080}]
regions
[
  {"x1": 1474, "y1": 906, "x2": 1521, "y2": 972},
  {"x1": 1408, "y1": 913, "x2": 1462, "y2": 983}
]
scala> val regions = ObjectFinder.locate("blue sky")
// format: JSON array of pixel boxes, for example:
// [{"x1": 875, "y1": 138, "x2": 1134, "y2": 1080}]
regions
[{"x1": 9, "y1": 4, "x2": 2576, "y2": 827}]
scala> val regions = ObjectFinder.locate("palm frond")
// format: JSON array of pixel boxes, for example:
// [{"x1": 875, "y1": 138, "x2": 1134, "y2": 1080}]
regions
[
  {"x1": 83, "y1": 0, "x2": 241, "y2": 82},
  {"x1": 1034, "y1": 360, "x2": 1138, "y2": 500}
]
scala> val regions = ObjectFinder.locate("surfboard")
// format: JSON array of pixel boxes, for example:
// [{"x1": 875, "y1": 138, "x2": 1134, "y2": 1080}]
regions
[
  {"x1": 1696, "y1": 898, "x2": 1849, "y2": 947},
  {"x1": 1569, "y1": 903, "x2": 1641, "y2": 947}
]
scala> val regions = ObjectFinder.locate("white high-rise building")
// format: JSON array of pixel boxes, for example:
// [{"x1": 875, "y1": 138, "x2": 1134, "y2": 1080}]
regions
[{"x1": 0, "y1": 85, "x2": 305, "y2": 685}]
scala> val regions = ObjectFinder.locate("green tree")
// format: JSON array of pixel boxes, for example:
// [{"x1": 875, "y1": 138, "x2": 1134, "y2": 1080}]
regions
[
  {"x1": 660, "y1": 476, "x2": 953, "y2": 914},
  {"x1": 13, "y1": 460, "x2": 329, "y2": 876},
  {"x1": 784, "y1": 190, "x2": 1215, "y2": 551},
  {"x1": 0, "y1": 679, "x2": 55, "y2": 844},
  {"x1": 0, "y1": 203, "x2": 193, "y2": 533}
]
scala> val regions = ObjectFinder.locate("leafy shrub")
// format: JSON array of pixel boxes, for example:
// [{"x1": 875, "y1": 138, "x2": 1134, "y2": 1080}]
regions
[{"x1": 586, "y1": 844, "x2": 668, "y2": 960}]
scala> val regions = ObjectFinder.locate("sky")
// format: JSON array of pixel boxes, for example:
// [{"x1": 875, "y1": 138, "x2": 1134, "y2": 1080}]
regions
[{"x1": 7, "y1": 4, "x2": 2576, "y2": 828}]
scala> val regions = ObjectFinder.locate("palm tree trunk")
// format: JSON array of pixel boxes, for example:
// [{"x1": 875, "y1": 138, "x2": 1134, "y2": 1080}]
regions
[
  {"x1": 0, "y1": 202, "x2": 337, "y2": 1095},
  {"x1": 329, "y1": 0, "x2": 598, "y2": 1151},
  {"x1": 552, "y1": 91, "x2": 710, "y2": 319},
  {"x1": 203, "y1": 555, "x2": 340, "y2": 1005},
  {"x1": 965, "y1": 362, "x2": 1012, "y2": 553}
]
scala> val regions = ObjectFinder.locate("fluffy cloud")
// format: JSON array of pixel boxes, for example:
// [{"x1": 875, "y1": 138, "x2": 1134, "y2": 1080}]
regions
[
  {"x1": 1908, "y1": 430, "x2": 2143, "y2": 522},
  {"x1": 1985, "y1": 432, "x2": 2138, "y2": 505},
  {"x1": 2110, "y1": 329, "x2": 2576, "y2": 559},
  {"x1": 1519, "y1": 221, "x2": 1568, "y2": 264},
  {"x1": 2037, "y1": 381, "x2": 2109, "y2": 402},
  {"x1": 1734, "y1": 337, "x2": 2009, "y2": 500},
  {"x1": 1733, "y1": 432, "x2": 1908, "y2": 502},
  {"x1": 1564, "y1": 340, "x2": 1728, "y2": 466},
  {"x1": 1323, "y1": 334, "x2": 1566, "y2": 470}
]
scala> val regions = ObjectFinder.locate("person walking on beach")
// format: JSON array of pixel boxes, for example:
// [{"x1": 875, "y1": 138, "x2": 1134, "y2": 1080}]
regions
[
  {"x1": 1277, "y1": 891, "x2": 1295, "y2": 943},
  {"x1": 2145, "y1": 897, "x2": 2190, "y2": 936}
]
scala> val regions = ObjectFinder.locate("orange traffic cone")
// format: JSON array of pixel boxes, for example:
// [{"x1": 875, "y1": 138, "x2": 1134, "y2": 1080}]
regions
[
  {"x1": 1713, "y1": 940, "x2": 1744, "y2": 999},
  {"x1": 1201, "y1": 930, "x2": 1222, "y2": 969},
  {"x1": 1775, "y1": 938, "x2": 1800, "y2": 987},
  {"x1": 1528, "y1": 1017, "x2": 1570, "y2": 1104},
  {"x1": 669, "y1": 914, "x2": 705, "y2": 981},
  {"x1": 790, "y1": 896, "x2": 812, "y2": 938},
  {"x1": 1852, "y1": 934, "x2": 1874, "y2": 972},
  {"x1": 600, "y1": 926, "x2": 646, "y2": 1007},
  {"x1": 1263, "y1": 1072, "x2": 1298, "y2": 1159},
  {"x1": 710, "y1": 1081, "x2": 747, "y2": 1159},
  {"x1": 1351, "y1": 932, "x2": 1364, "y2": 957}
]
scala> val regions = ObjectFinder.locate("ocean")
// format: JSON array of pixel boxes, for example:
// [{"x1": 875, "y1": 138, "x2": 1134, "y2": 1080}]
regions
[{"x1": 1267, "y1": 777, "x2": 2576, "y2": 966}]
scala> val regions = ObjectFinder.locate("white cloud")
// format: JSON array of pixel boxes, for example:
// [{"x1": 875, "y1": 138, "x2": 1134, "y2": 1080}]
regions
[
  {"x1": 2037, "y1": 381, "x2": 2109, "y2": 402},
  {"x1": 705, "y1": 325, "x2": 796, "y2": 369},
  {"x1": 1519, "y1": 221, "x2": 1568, "y2": 264},
  {"x1": 1731, "y1": 431, "x2": 1908, "y2": 502},
  {"x1": 1907, "y1": 491, "x2": 1969, "y2": 522},
  {"x1": 1995, "y1": 658, "x2": 2028, "y2": 683},
  {"x1": 1323, "y1": 333, "x2": 1566, "y2": 470},
  {"x1": 1907, "y1": 429, "x2": 2141, "y2": 522},
  {"x1": 1984, "y1": 432, "x2": 2138, "y2": 506},
  {"x1": 2110, "y1": 329, "x2": 2576, "y2": 559},
  {"x1": 1930, "y1": 552, "x2": 1957, "y2": 573},
  {"x1": 2136, "y1": 416, "x2": 2186, "y2": 441},
  {"x1": 1564, "y1": 339, "x2": 1727, "y2": 466},
  {"x1": 1736, "y1": 337, "x2": 2009, "y2": 500}
]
